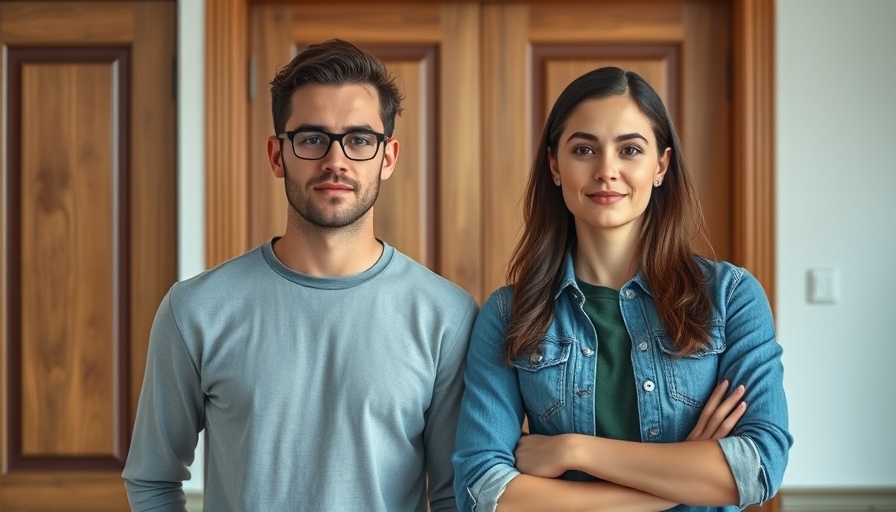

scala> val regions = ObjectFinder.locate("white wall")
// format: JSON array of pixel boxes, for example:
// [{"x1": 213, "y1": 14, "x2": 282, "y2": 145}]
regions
[
  {"x1": 177, "y1": 0, "x2": 205, "y2": 494},
  {"x1": 777, "y1": 0, "x2": 896, "y2": 488},
  {"x1": 175, "y1": 0, "x2": 896, "y2": 493}
]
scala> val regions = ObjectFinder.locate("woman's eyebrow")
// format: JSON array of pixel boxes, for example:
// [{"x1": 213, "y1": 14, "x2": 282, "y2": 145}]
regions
[{"x1": 565, "y1": 131, "x2": 649, "y2": 143}]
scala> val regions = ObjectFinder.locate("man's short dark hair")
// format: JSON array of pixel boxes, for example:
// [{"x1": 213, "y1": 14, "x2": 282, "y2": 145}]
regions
[{"x1": 270, "y1": 39, "x2": 404, "y2": 136}]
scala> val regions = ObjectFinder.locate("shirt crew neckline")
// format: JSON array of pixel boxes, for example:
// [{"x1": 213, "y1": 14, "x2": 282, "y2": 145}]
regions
[{"x1": 261, "y1": 238, "x2": 394, "y2": 289}]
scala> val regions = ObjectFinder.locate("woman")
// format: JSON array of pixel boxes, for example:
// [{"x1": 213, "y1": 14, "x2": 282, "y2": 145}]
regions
[{"x1": 452, "y1": 67, "x2": 792, "y2": 511}]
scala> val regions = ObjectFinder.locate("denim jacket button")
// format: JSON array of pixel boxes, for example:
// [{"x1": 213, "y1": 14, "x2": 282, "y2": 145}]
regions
[
  {"x1": 638, "y1": 341, "x2": 648, "y2": 351},
  {"x1": 581, "y1": 347, "x2": 594, "y2": 357},
  {"x1": 624, "y1": 289, "x2": 636, "y2": 299},
  {"x1": 648, "y1": 427, "x2": 660, "y2": 436},
  {"x1": 642, "y1": 380, "x2": 655, "y2": 392},
  {"x1": 571, "y1": 290, "x2": 583, "y2": 302},
  {"x1": 530, "y1": 353, "x2": 543, "y2": 364}
]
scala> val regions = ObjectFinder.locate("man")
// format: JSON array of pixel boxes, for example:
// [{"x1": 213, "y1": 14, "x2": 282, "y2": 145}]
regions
[{"x1": 123, "y1": 39, "x2": 477, "y2": 511}]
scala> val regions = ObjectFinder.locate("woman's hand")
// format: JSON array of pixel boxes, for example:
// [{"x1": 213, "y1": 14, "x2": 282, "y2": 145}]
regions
[
  {"x1": 686, "y1": 379, "x2": 747, "y2": 441},
  {"x1": 514, "y1": 433, "x2": 579, "y2": 478}
]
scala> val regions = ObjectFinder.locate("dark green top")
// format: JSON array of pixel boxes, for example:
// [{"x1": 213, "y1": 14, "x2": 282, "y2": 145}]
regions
[{"x1": 576, "y1": 279, "x2": 641, "y2": 441}]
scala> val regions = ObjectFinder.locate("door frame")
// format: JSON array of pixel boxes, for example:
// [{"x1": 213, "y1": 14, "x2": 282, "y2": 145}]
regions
[{"x1": 203, "y1": 0, "x2": 777, "y2": 309}]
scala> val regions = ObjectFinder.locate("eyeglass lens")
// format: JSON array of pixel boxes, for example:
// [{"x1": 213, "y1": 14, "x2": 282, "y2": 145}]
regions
[{"x1": 292, "y1": 131, "x2": 382, "y2": 161}]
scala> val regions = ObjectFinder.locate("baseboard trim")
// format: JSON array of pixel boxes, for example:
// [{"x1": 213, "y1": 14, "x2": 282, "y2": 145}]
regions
[
  {"x1": 781, "y1": 488, "x2": 896, "y2": 512},
  {"x1": 185, "y1": 492, "x2": 203, "y2": 512}
]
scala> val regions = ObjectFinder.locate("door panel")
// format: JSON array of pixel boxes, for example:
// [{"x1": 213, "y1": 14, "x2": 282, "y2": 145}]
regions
[{"x1": 0, "y1": 2, "x2": 176, "y2": 510}]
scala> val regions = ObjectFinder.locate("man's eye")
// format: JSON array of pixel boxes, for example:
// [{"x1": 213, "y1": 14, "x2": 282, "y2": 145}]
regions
[
  {"x1": 297, "y1": 133, "x2": 326, "y2": 146},
  {"x1": 347, "y1": 134, "x2": 376, "y2": 146}
]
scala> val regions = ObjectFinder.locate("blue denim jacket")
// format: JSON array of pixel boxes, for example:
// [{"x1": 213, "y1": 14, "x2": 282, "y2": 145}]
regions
[{"x1": 453, "y1": 254, "x2": 792, "y2": 511}]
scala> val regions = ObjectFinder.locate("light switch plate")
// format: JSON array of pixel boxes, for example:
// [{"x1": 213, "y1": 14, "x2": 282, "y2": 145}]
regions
[{"x1": 808, "y1": 268, "x2": 839, "y2": 304}]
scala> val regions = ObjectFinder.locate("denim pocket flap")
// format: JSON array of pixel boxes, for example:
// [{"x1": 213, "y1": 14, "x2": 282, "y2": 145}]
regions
[{"x1": 512, "y1": 336, "x2": 572, "y2": 372}]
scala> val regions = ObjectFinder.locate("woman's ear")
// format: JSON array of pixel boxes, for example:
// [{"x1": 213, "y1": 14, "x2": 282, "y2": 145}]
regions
[
  {"x1": 548, "y1": 148, "x2": 561, "y2": 186},
  {"x1": 655, "y1": 147, "x2": 671, "y2": 183}
]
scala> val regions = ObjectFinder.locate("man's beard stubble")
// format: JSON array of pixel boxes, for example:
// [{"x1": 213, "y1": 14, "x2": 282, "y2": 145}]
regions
[{"x1": 281, "y1": 157, "x2": 382, "y2": 230}]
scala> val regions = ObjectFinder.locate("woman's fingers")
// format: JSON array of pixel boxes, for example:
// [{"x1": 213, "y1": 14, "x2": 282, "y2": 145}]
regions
[
  {"x1": 687, "y1": 380, "x2": 729, "y2": 441},
  {"x1": 687, "y1": 380, "x2": 747, "y2": 441}
]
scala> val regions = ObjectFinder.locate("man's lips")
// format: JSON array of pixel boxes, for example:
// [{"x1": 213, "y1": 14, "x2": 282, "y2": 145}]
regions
[{"x1": 314, "y1": 183, "x2": 354, "y2": 192}]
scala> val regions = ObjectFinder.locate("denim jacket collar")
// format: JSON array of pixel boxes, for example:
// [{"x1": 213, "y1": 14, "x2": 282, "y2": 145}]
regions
[{"x1": 553, "y1": 251, "x2": 654, "y2": 301}]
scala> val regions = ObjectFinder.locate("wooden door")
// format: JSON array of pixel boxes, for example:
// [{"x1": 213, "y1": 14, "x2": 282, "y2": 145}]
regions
[
  {"x1": 248, "y1": 1, "x2": 730, "y2": 301},
  {"x1": 0, "y1": 2, "x2": 177, "y2": 511}
]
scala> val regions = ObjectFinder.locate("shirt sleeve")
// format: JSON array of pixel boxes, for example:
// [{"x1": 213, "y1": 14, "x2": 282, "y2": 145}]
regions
[
  {"x1": 122, "y1": 288, "x2": 205, "y2": 512},
  {"x1": 425, "y1": 298, "x2": 479, "y2": 512},
  {"x1": 717, "y1": 268, "x2": 793, "y2": 507},
  {"x1": 452, "y1": 289, "x2": 525, "y2": 512}
]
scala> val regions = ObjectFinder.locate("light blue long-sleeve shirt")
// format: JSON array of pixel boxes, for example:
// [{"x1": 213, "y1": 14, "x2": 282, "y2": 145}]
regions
[{"x1": 123, "y1": 240, "x2": 477, "y2": 511}]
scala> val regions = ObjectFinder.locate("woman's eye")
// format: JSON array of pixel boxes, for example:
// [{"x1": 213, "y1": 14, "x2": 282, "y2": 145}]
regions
[
  {"x1": 572, "y1": 146, "x2": 595, "y2": 156},
  {"x1": 621, "y1": 146, "x2": 642, "y2": 157}
]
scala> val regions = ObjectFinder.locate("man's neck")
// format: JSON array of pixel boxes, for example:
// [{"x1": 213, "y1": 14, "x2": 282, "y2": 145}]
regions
[{"x1": 272, "y1": 220, "x2": 384, "y2": 277}]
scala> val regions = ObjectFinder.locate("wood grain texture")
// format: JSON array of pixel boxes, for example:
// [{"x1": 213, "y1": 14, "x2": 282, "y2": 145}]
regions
[
  {"x1": 374, "y1": 50, "x2": 437, "y2": 268},
  {"x1": 481, "y1": 3, "x2": 530, "y2": 297},
  {"x1": 205, "y1": 0, "x2": 250, "y2": 267},
  {"x1": 1, "y1": 1, "x2": 176, "y2": 508},
  {"x1": 19, "y1": 61, "x2": 117, "y2": 457},
  {"x1": 0, "y1": 2, "x2": 134, "y2": 44},
  {"x1": 438, "y1": 3, "x2": 482, "y2": 299},
  {"x1": 129, "y1": 0, "x2": 178, "y2": 426},
  {"x1": 248, "y1": 3, "x2": 292, "y2": 248},
  {"x1": 0, "y1": 472, "x2": 130, "y2": 512},
  {"x1": 528, "y1": 2, "x2": 684, "y2": 42},
  {"x1": 286, "y1": 4, "x2": 442, "y2": 43},
  {"x1": 732, "y1": 0, "x2": 777, "y2": 313},
  {"x1": 681, "y1": 0, "x2": 732, "y2": 260}
]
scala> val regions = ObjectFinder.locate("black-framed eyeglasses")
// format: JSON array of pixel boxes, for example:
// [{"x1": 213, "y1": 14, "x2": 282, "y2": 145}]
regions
[{"x1": 277, "y1": 129, "x2": 387, "y2": 161}]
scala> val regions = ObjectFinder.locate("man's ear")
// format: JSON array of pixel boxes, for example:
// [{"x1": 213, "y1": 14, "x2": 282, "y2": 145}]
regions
[
  {"x1": 379, "y1": 137, "x2": 399, "y2": 181},
  {"x1": 267, "y1": 136, "x2": 285, "y2": 178}
]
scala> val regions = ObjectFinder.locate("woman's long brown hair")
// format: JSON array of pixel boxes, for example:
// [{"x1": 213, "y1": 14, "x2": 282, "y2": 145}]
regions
[{"x1": 504, "y1": 67, "x2": 713, "y2": 363}]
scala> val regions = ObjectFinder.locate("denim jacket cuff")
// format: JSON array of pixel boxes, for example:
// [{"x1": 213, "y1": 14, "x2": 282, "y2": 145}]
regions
[
  {"x1": 719, "y1": 436, "x2": 766, "y2": 507},
  {"x1": 466, "y1": 464, "x2": 520, "y2": 512}
]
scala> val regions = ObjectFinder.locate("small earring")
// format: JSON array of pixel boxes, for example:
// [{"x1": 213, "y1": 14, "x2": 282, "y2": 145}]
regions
[
  {"x1": 553, "y1": 178, "x2": 561, "y2": 186},
  {"x1": 654, "y1": 179, "x2": 662, "y2": 187}
]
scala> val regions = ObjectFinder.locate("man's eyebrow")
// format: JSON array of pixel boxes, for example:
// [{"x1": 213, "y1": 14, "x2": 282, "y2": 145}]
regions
[{"x1": 290, "y1": 123, "x2": 377, "y2": 133}]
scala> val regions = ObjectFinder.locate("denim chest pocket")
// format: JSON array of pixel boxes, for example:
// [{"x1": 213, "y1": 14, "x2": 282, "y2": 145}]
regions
[
  {"x1": 511, "y1": 336, "x2": 572, "y2": 421},
  {"x1": 655, "y1": 324, "x2": 726, "y2": 408}
]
